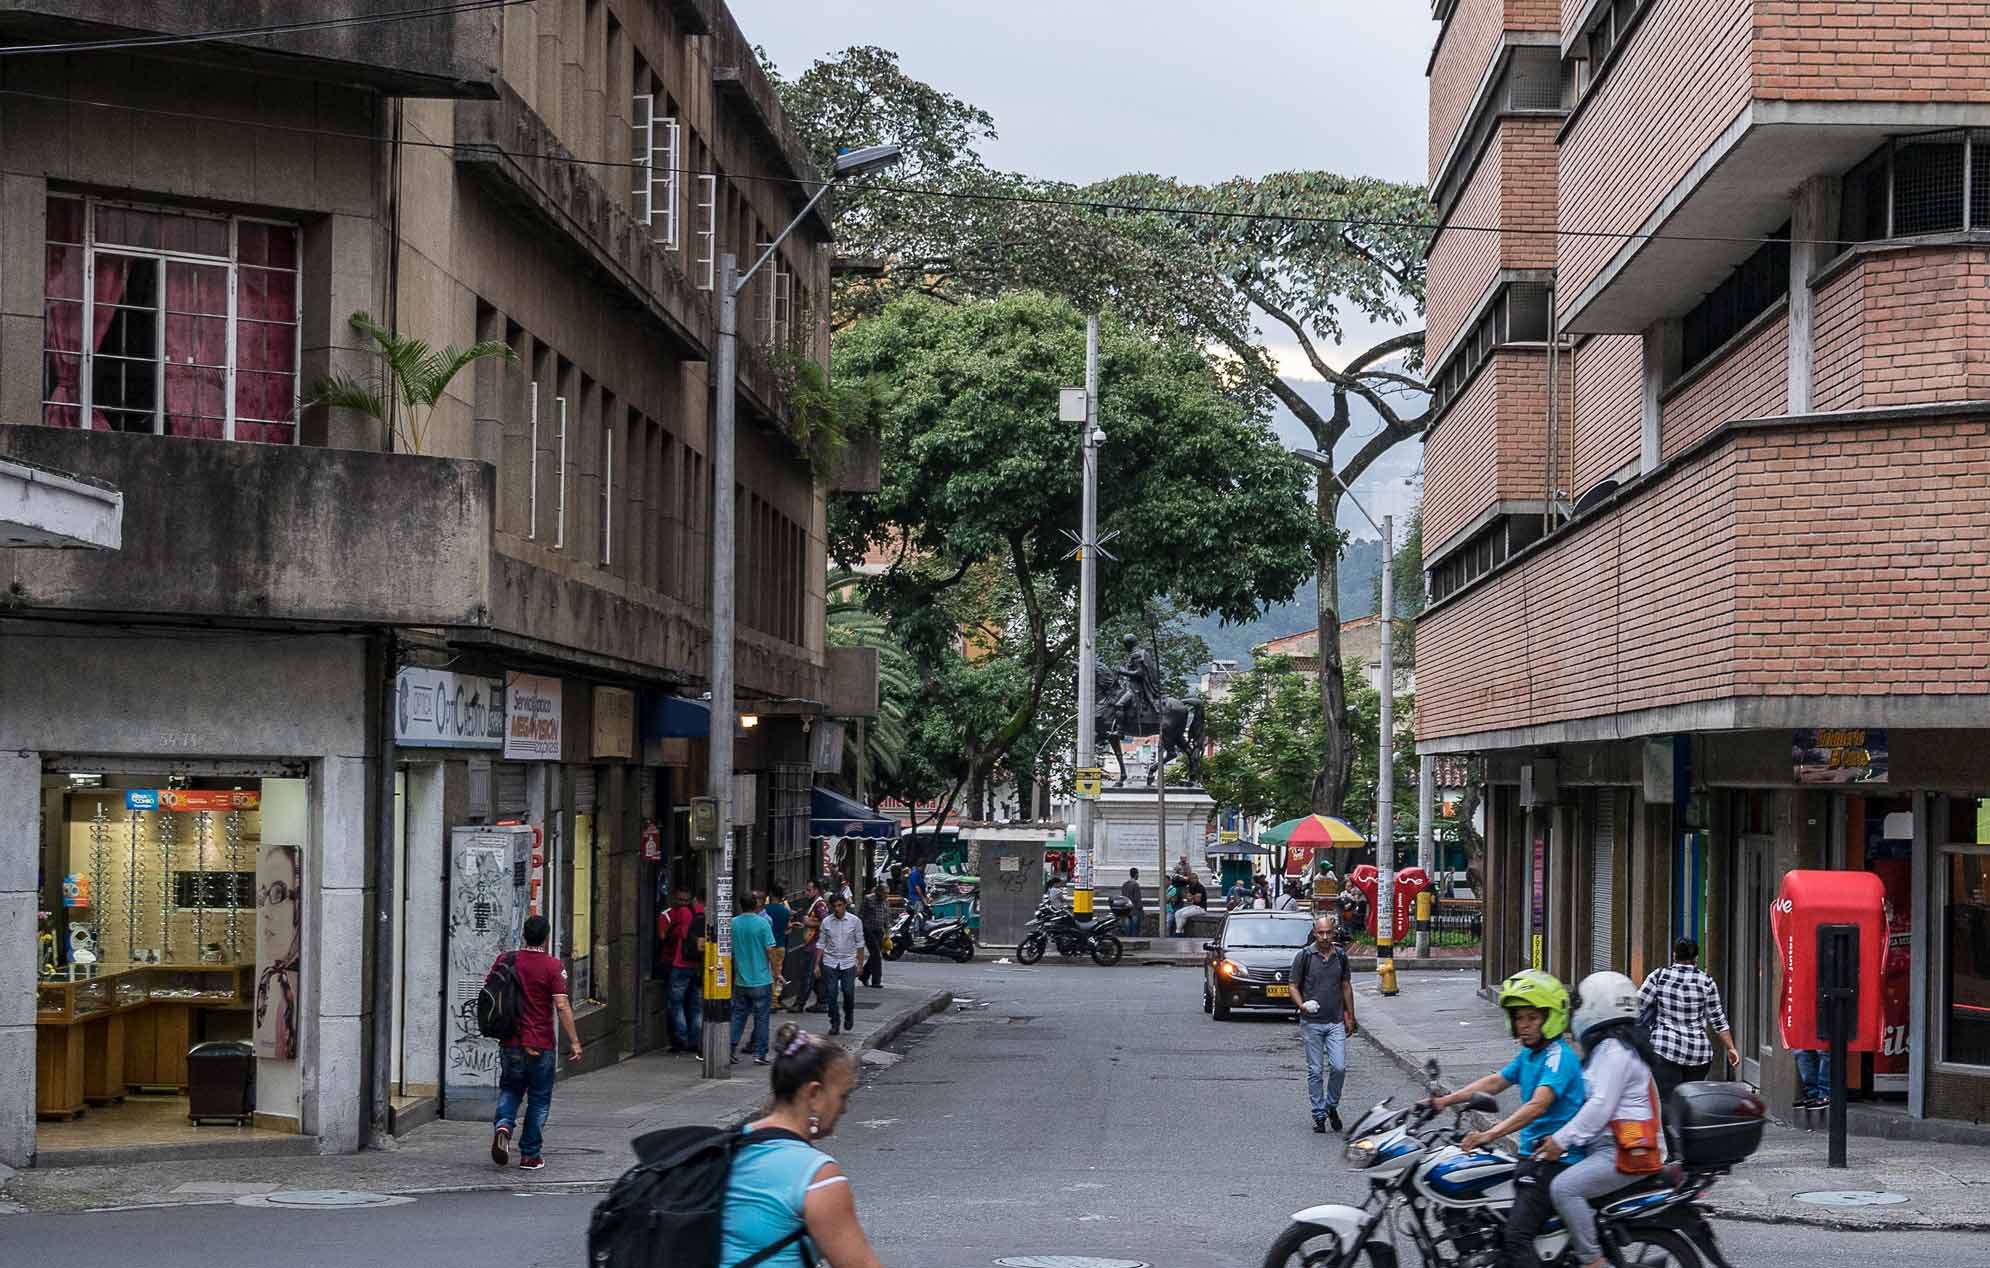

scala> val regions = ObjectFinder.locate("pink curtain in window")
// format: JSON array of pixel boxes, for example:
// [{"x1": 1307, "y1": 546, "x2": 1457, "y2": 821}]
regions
[
  {"x1": 164, "y1": 261, "x2": 225, "y2": 439},
  {"x1": 42, "y1": 244, "x2": 85, "y2": 427}
]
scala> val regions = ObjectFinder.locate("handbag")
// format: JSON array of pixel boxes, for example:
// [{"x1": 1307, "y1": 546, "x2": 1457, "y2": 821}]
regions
[{"x1": 1610, "y1": 1077, "x2": 1665, "y2": 1174}]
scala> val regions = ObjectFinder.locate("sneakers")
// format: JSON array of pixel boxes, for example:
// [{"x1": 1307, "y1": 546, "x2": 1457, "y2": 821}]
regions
[
  {"x1": 1313, "y1": 1115, "x2": 1327, "y2": 1134},
  {"x1": 754, "y1": 1055, "x2": 770, "y2": 1066},
  {"x1": 519, "y1": 1156, "x2": 545, "y2": 1171},
  {"x1": 1328, "y1": 1107, "x2": 1344, "y2": 1133},
  {"x1": 491, "y1": 1126, "x2": 511, "y2": 1166}
]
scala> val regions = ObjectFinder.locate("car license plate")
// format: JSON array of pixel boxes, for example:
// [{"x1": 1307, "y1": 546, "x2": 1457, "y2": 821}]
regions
[{"x1": 1265, "y1": 985, "x2": 1291, "y2": 998}]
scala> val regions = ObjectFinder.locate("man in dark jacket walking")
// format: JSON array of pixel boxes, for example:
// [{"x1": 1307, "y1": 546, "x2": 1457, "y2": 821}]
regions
[
  {"x1": 1292, "y1": 915, "x2": 1359, "y2": 1133},
  {"x1": 856, "y1": 882, "x2": 889, "y2": 988}
]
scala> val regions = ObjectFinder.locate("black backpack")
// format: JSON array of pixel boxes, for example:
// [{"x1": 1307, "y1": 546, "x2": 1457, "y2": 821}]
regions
[
  {"x1": 588, "y1": 1126, "x2": 815, "y2": 1268},
  {"x1": 476, "y1": 951, "x2": 526, "y2": 1041}
]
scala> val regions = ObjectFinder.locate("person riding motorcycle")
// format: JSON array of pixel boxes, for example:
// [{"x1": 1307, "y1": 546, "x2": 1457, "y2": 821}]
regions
[
  {"x1": 1537, "y1": 971, "x2": 1662, "y2": 1268},
  {"x1": 1423, "y1": 969, "x2": 1586, "y2": 1268}
]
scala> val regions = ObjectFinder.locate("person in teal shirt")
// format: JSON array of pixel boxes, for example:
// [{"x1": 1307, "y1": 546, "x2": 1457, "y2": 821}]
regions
[
  {"x1": 728, "y1": 892, "x2": 778, "y2": 1064},
  {"x1": 1426, "y1": 969, "x2": 1584, "y2": 1268}
]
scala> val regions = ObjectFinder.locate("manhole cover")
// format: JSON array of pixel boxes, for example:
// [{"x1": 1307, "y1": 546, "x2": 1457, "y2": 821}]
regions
[
  {"x1": 237, "y1": 1190, "x2": 415, "y2": 1209},
  {"x1": 1792, "y1": 1190, "x2": 1910, "y2": 1207},
  {"x1": 996, "y1": 1259, "x2": 1148, "y2": 1268}
]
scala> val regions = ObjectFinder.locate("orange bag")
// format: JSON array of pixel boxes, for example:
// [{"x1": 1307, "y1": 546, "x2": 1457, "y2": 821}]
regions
[{"x1": 1611, "y1": 1077, "x2": 1664, "y2": 1174}]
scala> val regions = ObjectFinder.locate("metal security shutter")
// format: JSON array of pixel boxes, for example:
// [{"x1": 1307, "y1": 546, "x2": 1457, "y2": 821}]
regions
[
  {"x1": 574, "y1": 767, "x2": 597, "y2": 814},
  {"x1": 495, "y1": 763, "x2": 528, "y2": 818},
  {"x1": 1590, "y1": 789, "x2": 1616, "y2": 974}
]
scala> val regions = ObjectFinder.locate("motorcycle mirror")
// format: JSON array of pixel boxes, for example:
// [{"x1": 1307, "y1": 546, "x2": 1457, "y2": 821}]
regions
[
  {"x1": 1424, "y1": 1058, "x2": 1442, "y2": 1080},
  {"x1": 1202, "y1": 941, "x2": 1218, "y2": 953}
]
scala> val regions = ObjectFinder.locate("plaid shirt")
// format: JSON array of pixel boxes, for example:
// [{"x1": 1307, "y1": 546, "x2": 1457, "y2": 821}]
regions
[{"x1": 1638, "y1": 963, "x2": 1731, "y2": 1066}]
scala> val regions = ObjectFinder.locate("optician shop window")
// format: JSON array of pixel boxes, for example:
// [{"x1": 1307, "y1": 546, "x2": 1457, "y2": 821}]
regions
[
  {"x1": 42, "y1": 195, "x2": 300, "y2": 444},
  {"x1": 1940, "y1": 798, "x2": 1990, "y2": 1069}
]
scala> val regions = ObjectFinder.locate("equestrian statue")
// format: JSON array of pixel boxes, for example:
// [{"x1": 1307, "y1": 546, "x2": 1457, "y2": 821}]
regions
[{"x1": 1090, "y1": 634, "x2": 1205, "y2": 787}]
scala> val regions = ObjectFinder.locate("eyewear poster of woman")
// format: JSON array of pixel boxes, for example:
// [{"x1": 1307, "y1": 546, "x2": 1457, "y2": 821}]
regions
[{"x1": 256, "y1": 842, "x2": 302, "y2": 1061}]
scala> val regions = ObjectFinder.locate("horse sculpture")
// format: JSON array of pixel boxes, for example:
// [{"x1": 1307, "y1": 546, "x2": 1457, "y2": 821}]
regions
[{"x1": 1091, "y1": 669, "x2": 1204, "y2": 787}]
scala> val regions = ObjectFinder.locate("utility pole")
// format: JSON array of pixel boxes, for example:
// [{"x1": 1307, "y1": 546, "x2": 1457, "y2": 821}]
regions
[
  {"x1": 1156, "y1": 732, "x2": 1168, "y2": 941},
  {"x1": 1416, "y1": 754, "x2": 1435, "y2": 957},
  {"x1": 1072, "y1": 316, "x2": 1102, "y2": 918},
  {"x1": 1376, "y1": 514, "x2": 1398, "y2": 995},
  {"x1": 701, "y1": 145, "x2": 899, "y2": 1080},
  {"x1": 702, "y1": 252, "x2": 741, "y2": 1080}
]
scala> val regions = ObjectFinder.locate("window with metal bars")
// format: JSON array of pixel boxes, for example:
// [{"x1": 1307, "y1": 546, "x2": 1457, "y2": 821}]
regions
[
  {"x1": 1838, "y1": 131, "x2": 1990, "y2": 246},
  {"x1": 1680, "y1": 226, "x2": 1789, "y2": 375},
  {"x1": 1427, "y1": 281, "x2": 1553, "y2": 421},
  {"x1": 1506, "y1": 46, "x2": 1561, "y2": 111},
  {"x1": 1428, "y1": 514, "x2": 1542, "y2": 603},
  {"x1": 631, "y1": 93, "x2": 681, "y2": 248}
]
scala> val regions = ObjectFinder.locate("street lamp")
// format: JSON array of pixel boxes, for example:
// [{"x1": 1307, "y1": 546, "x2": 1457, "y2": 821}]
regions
[
  {"x1": 1293, "y1": 448, "x2": 1400, "y2": 996},
  {"x1": 703, "y1": 144, "x2": 903, "y2": 1079}
]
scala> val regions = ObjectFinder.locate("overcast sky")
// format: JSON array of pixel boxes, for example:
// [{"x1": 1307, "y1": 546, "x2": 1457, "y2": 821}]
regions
[{"x1": 733, "y1": 1, "x2": 1436, "y2": 537}]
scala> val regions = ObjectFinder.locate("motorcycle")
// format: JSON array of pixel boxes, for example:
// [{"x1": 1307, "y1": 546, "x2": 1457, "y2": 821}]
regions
[
  {"x1": 1016, "y1": 896, "x2": 1125, "y2": 967},
  {"x1": 883, "y1": 905, "x2": 975, "y2": 963},
  {"x1": 1261, "y1": 1059, "x2": 1749, "y2": 1268}
]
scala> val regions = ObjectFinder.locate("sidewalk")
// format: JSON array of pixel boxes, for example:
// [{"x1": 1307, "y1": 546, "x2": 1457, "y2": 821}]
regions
[
  {"x1": 0, "y1": 983, "x2": 953, "y2": 1216},
  {"x1": 1351, "y1": 970, "x2": 1990, "y2": 1231}
]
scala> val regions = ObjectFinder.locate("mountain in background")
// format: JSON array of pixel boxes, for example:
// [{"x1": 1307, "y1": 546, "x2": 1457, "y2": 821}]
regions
[{"x1": 1181, "y1": 537, "x2": 1383, "y2": 669}]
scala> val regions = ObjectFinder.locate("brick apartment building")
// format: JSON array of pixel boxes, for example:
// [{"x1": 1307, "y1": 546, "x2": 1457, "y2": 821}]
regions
[
  {"x1": 0, "y1": 0, "x2": 869, "y2": 1167},
  {"x1": 1416, "y1": 0, "x2": 1990, "y2": 1131}
]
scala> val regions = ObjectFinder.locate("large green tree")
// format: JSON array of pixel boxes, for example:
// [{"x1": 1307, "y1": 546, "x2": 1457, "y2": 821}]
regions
[
  {"x1": 832, "y1": 292, "x2": 1323, "y2": 808},
  {"x1": 773, "y1": 46, "x2": 1434, "y2": 822}
]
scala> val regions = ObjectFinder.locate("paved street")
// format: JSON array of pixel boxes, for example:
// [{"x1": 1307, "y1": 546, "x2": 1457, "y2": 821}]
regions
[{"x1": 3, "y1": 960, "x2": 1984, "y2": 1265}]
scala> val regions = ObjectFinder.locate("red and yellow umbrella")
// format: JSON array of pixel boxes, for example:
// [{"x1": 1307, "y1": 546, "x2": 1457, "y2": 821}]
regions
[{"x1": 1261, "y1": 814, "x2": 1366, "y2": 874}]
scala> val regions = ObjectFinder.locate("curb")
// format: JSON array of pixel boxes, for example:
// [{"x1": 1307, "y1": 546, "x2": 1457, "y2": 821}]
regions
[{"x1": 712, "y1": 989, "x2": 953, "y2": 1130}]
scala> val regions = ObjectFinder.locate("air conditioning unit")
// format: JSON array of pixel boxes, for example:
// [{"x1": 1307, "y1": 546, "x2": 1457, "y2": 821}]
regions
[{"x1": 1520, "y1": 759, "x2": 1560, "y2": 808}]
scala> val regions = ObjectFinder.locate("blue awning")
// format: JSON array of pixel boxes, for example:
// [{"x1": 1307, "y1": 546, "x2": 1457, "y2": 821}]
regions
[
  {"x1": 642, "y1": 694, "x2": 710, "y2": 740},
  {"x1": 811, "y1": 786, "x2": 899, "y2": 839}
]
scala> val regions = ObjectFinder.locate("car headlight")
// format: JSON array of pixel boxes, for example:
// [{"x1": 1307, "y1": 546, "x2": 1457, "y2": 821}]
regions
[
  {"x1": 1218, "y1": 959, "x2": 1247, "y2": 980},
  {"x1": 1345, "y1": 1136, "x2": 1379, "y2": 1167}
]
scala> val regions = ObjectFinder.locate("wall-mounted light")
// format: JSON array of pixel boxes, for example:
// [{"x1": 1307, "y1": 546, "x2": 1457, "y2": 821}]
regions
[{"x1": 740, "y1": 713, "x2": 761, "y2": 730}]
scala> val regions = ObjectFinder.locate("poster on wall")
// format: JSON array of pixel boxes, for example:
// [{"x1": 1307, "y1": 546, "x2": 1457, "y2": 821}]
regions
[
  {"x1": 592, "y1": 686, "x2": 635, "y2": 759},
  {"x1": 1793, "y1": 728, "x2": 1888, "y2": 784},
  {"x1": 254, "y1": 842, "x2": 302, "y2": 1061},
  {"x1": 445, "y1": 826, "x2": 535, "y2": 1092},
  {"x1": 397, "y1": 667, "x2": 505, "y2": 748},
  {"x1": 504, "y1": 673, "x2": 563, "y2": 760}
]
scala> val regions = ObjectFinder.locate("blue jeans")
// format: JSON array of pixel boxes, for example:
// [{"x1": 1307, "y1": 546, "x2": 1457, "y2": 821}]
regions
[
  {"x1": 494, "y1": 1045, "x2": 556, "y2": 1159},
  {"x1": 1301, "y1": 1020, "x2": 1348, "y2": 1117},
  {"x1": 667, "y1": 966, "x2": 702, "y2": 1049},
  {"x1": 729, "y1": 983, "x2": 773, "y2": 1058},
  {"x1": 1796, "y1": 1049, "x2": 1831, "y2": 1101},
  {"x1": 1122, "y1": 912, "x2": 1141, "y2": 936},
  {"x1": 824, "y1": 965, "x2": 857, "y2": 1031}
]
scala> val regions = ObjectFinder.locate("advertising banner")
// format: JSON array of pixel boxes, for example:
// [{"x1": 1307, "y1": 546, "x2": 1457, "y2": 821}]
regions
[
  {"x1": 396, "y1": 667, "x2": 505, "y2": 748},
  {"x1": 1793, "y1": 728, "x2": 1888, "y2": 784},
  {"x1": 254, "y1": 841, "x2": 303, "y2": 1061},
  {"x1": 504, "y1": 672, "x2": 563, "y2": 760}
]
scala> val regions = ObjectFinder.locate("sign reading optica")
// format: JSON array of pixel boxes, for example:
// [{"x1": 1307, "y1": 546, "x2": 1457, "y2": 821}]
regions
[
  {"x1": 504, "y1": 672, "x2": 564, "y2": 760},
  {"x1": 396, "y1": 667, "x2": 505, "y2": 749},
  {"x1": 1793, "y1": 728, "x2": 1888, "y2": 784}
]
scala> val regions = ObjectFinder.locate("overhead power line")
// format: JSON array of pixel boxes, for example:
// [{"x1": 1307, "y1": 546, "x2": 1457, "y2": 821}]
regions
[
  {"x1": 0, "y1": 0, "x2": 536, "y2": 58},
  {"x1": 0, "y1": 83, "x2": 1865, "y2": 252}
]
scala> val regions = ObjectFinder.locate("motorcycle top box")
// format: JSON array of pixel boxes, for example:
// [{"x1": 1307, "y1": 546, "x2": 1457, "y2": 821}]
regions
[{"x1": 1671, "y1": 1081, "x2": 1767, "y2": 1170}]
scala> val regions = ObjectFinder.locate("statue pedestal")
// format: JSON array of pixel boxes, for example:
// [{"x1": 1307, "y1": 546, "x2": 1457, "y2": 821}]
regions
[{"x1": 1087, "y1": 784, "x2": 1216, "y2": 894}]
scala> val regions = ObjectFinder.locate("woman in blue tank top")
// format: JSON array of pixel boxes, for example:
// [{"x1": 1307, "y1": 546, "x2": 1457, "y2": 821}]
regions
[{"x1": 720, "y1": 1023, "x2": 884, "y2": 1268}]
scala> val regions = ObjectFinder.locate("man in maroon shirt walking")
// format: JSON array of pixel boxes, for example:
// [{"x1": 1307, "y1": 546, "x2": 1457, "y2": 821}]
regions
[{"x1": 490, "y1": 914, "x2": 582, "y2": 1171}]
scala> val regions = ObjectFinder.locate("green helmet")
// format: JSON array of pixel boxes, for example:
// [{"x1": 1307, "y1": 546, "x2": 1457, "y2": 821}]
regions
[{"x1": 1497, "y1": 968, "x2": 1570, "y2": 1040}]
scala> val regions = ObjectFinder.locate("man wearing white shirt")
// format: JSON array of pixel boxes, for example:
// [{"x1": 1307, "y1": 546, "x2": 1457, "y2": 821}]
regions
[{"x1": 816, "y1": 893, "x2": 867, "y2": 1036}]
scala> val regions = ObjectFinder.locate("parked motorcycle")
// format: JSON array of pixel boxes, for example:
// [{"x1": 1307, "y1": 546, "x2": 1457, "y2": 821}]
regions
[
  {"x1": 883, "y1": 906, "x2": 975, "y2": 963},
  {"x1": 1261, "y1": 1059, "x2": 1762, "y2": 1268},
  {"x1": 1016, "y1": 896, "x2": 1125, "y2": 967}
]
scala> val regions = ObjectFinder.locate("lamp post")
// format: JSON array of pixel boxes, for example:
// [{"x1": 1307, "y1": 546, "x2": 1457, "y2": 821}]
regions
[
  {"x1": 1067, "y1": 318, "x2": 1103, "y2": 919},
  {"x1": 1293, "y1": 449, "x2": 1399, "y2": 996},
  {"x1": 704, "y1": 145, "x2": 901, "y2": 1079}
]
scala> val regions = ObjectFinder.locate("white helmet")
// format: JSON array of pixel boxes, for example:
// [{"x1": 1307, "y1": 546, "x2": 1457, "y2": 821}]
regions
[{"x1": 1570, "y1": 970, "x2": 1639, "y2": 1045}]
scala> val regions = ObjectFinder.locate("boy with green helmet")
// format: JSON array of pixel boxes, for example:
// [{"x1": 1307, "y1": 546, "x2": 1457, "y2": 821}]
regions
[{"x1": 1425, "y1": 968, "x2": 1586, "y2": 1268}]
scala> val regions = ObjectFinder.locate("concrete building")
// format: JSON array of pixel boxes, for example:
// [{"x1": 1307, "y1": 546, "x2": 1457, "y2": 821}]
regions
[
  {"x1": 0, "y1": 0, "x2": 862, "y2": 1167},
  {"x1": 1257, "y1": 617, "x2": 1416, "y2": 695},
  {"x1": 1416, "y1": 0, "x2": 1990, "y2": 1132}
]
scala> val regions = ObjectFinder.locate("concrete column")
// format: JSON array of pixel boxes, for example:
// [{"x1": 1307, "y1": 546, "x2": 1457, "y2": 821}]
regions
[
  {"x1": 1640, "y1": 319, "x2": 1682, "y2": 473},
  {"x1": 1787, "y1": 176, "x2": 1842, "y2": 416},
  {"x1": 0, "y1": 174, "x2": 51, "y2": 431},
  {"x1": 312, "y1": 755, "x2": 371, "y2": 1153},
  {"x1": 0, "y1": 753, "x2": 40, "y2": 1166},
  {"x1": 401, "y1": 764, "x2": 447, "y2": 1092}
]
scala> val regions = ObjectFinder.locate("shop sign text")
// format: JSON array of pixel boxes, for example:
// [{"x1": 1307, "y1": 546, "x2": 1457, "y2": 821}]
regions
[
  {"x1": 396, "y1": 667, "x2": 505, "y2": 749},
  {"x1": 1793, "y1": 728, "x2": 1889, "y2": 784},
  {"x1": 504, "y1": 673, "x2": 564, "y2": 760}
]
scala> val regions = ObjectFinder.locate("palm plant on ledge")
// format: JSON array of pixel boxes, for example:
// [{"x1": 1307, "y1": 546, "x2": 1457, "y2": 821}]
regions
[{"x1": 307, "y1": 312, "x2": 515, "y2": 455}]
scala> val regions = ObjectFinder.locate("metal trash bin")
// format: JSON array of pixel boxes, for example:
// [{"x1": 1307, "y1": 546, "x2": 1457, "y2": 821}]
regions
[{"x1": 186, "y1": 1040, "x2": 256, "y2": 1125}]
